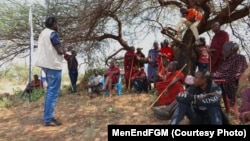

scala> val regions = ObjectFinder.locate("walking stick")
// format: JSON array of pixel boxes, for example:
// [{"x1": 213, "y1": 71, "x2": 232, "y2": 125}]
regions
[
  {"x1": 209, "y1": 55, "x2": 212, "y2": 72},
  {"x1": 149, "y1": 63, "x2": 187, "y2": 108},
  {"x1": 128, "y1": 58, "x2": 134, "y2": 90}
]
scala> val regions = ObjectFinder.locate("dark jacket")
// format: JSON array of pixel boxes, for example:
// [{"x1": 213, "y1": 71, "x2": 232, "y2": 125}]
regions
[
  {"x1": 176, "y1": 80, "x2": 222, "y2": 106},
  {"x1": 64, "y1": 54, "x2": 78, "y2": 71}
]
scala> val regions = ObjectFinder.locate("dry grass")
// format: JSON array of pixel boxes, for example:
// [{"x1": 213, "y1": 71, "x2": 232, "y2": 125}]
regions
[
  {"x1": 0, "y1": 76, "x2": 246, "y2": 141},
  {"x1": 0, "y1": 90, "x2": 174, "y2": 141},
  {"x1": 0, "y1": 79, "x2": 25, "y2": 95}
]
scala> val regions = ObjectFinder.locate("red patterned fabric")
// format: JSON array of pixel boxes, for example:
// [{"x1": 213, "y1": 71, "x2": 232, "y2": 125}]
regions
[{"x1": 215, "y1": 54, "x2": 248, "y2": 106}]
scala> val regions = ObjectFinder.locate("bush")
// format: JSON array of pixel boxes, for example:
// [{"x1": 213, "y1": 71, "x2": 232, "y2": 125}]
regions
[
  {"x1": 19, "y1": 89, "x2": 45, "y2": 102},
  {"x1": 0, "y1": 97, "x2": 12, "y2": 108}
]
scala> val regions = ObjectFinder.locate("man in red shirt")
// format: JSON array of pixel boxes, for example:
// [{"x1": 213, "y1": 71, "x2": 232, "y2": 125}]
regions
[
  {"x1": 102, "y1": 59, "x2": 120, "y2": 97},
  {"x1": 209, "y1": 22, "x2": 229, "y2": 73},
  {"x1": 158, "y1": 39, "x2": 173, "y2": 73},
  {"x1": 32, "y1": 74, "x2": 43, "y2": 89},
  {"x1": 195, "y1": 37, "x2": 209, "y2": 71},
  {"x1": 130, "y1": 68, "x2": 148, "y2": 93},
  {"x1": 175, "y1": 7, "x2": 203, "y2": 41},
  {"x1": 124, "y1": 46, "x2": 137, "y2": 91},
  {"x1": 23, "y1": 74, "x2": 43, "y2": 96},
  {"x1": 156, "y1": 61, "x2": 185, "y2": 106}
]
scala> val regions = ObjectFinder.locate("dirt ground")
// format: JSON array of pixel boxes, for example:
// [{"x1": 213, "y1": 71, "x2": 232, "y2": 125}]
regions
[{"x1": 0, "y1": 88, "x2": 242, "y2": 141}]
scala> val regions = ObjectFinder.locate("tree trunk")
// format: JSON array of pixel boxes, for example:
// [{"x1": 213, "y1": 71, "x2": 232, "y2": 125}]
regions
[{"x1": 173, "y1": 29, "x2": 198, "y2": 76}]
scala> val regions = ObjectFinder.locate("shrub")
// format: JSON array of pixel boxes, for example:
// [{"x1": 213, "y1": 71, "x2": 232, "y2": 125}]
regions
[
  {"x1": 0, "y1": 97, "x2": 12, "y2": 108},
  {"x1": 19, "y1": 89, "x2": 44, "y2": 102}
]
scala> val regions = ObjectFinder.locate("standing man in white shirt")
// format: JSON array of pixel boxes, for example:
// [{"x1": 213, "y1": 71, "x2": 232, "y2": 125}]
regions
[{"x1": 35, "y1": 16, "x2": 69, "y2": 126}]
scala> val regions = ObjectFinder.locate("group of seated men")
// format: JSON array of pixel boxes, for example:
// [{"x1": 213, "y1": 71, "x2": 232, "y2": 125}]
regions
[
  {"x1": 86, "y1": 59, "x2": 120, "y2": 97},
  {"x1": 85, "y1": 39, "x2": 249, "y2": 124},
  {"x1": 152, "y1": 41, "x2": 249, "y2": 125}
]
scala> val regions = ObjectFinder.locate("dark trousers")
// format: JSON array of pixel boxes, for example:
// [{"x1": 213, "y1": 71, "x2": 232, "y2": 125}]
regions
[
  {"x1": 132, "y1": 79, "x2": 148, "y2": 92},
  {"x1": 170, "y1": 103, "x2": 223, "y2": 125},
  {"x1": 197, "y1": 62, "x2": 209, "y2": 71},
  {"x1": 69, "y1": 70, "x2": 78, "y2": 93}
]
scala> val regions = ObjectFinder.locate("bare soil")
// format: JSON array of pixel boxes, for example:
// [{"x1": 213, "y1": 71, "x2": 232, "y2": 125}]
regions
[{"x1": 0, "y1": 88, "x2": 242, "y2": 141}]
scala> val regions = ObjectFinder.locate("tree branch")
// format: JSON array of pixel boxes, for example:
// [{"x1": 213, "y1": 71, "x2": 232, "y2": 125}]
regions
[{"x1": 105, "y1": 47, "x2": 124, "y2": 65}]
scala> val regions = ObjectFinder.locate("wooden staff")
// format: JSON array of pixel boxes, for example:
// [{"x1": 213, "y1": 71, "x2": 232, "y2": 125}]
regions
[
  {"x1": 149, "y1": 63, "x2": 187, "y2": 108},
  {"x1": 159, "y1": 54, "x2": 163, "y2": 72},
  {"x1": 208, "y1": 49, "x2": 216, "y2": 72},
  {"x1": 128, "y1": 58, "x2": 134, "y2": 90},
  {"x1": 209, "y1": 55, "x2": 212, "y2": 72}
]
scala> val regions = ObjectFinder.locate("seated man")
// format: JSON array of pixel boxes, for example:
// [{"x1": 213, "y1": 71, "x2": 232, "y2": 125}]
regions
[
  {"x1": 175, "y1": 7, "x2": 202, "y2": 41},
  {"x1": 102, "y1": 59, "x2": 120, "y2": 97},
  {"x1": 170, "y1": 70, "x2": 227, "y2": 125},
  {"x1": 155, "y1": 57, "x2": 170, "y2": 83},
  {"x1": 151, "y1": 61, "x2": 185, "y2": 120},
  {"x1": 22, "y1": 74, "x2": 43, "y2": 96},
  {"x1": 32, "y1": 74, "x2": 43, "y2": 89},
  {"x1": 87, "y1": 69, "x2": 103, "y2": 95},
  {"x1": 130, "y1": 67, "x2": 148, "y2": 93},
  {"x1": 156, "y1": 61, "x2": 185, "y2": 106}
]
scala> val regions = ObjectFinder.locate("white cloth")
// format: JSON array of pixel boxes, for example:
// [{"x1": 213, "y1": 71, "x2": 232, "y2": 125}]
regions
[
  {"x1": 176, "y1": 18, "x2": 200, "y2": 40},
  {"x1": 88, "y1": 75, "x2": 102, "y2": 86},
  {"x1": 34, "y1": 28, "x2": 64, "y2": 70}
]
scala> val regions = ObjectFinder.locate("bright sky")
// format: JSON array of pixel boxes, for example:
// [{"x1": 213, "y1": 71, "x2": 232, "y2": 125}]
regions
[{"x1": 9, "y1": 0, "x2": 250, "y2": 76}]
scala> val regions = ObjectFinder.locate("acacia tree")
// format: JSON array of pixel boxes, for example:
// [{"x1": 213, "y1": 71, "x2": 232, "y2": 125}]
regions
[
  {"x1": 157, "y1": 0, "x2": 250, "y2": 75},
  {"x1": 0, "y1": 0, "x2": 249, "y2": 73}
]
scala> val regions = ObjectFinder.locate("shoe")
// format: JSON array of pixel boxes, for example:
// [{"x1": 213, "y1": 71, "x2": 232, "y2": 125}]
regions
[
  {"x1": 152, "y1": 106, "x2": 170, "y2": 120},
  {"x1": 44, "y1": 118, "x2": 62, "y2": 126}
]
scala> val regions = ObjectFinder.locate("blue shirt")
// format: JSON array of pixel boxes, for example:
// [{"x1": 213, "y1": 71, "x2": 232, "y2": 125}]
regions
[{"x1": 50, "y1": 32, "x2": 61, "y2": 46}]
